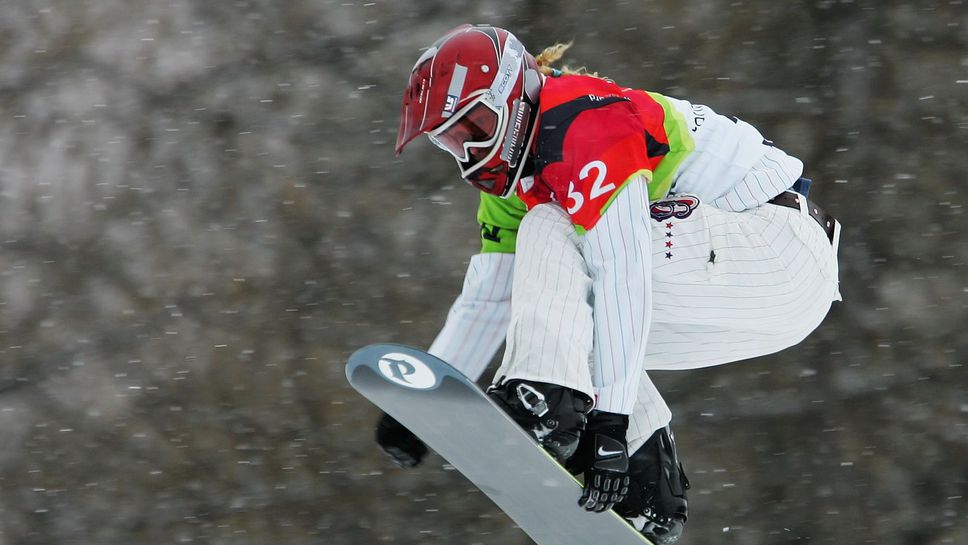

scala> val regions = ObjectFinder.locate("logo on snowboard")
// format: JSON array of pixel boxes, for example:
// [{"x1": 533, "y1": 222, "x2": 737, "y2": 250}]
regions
[{"x1": 377, "y1": 352, "x2": 437, "y2": 390}]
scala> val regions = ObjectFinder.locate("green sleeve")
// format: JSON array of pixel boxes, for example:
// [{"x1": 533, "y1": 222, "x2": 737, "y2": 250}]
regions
[
  {"x1": 477, "y1": 193, "x2": 527, "y2": 254},
  {"x1": 646, "y1": 91, "x2": 696, "y2": 201}
]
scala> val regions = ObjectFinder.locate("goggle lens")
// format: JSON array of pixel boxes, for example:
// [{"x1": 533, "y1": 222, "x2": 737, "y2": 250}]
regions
[{"x1": 428, "y1": 101, "x2": 499, "y2": 164}]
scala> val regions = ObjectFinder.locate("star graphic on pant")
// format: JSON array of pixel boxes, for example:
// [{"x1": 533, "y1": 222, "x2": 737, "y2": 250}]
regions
[
  {"x1": 665, "y1": 252, "x2": 673, "y2": 259},
  {"x1": 665, "y1": 241, "x2": 673, "y2": 248},
  {"x1": 666, "y1": 232, "x2": 673, "y2": 238},
  {"x1": 666, "y1": 222, "x2": 674, "y2": 229}
]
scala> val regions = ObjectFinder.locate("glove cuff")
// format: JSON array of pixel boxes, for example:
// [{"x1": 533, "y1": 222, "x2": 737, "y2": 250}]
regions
[{"x1": 587, "y1": 410, "x2": 629, "y2": 438}]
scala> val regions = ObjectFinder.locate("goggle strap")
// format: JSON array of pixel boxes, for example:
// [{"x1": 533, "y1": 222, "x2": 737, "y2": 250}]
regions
[{"x1": 500, "y1": 99, "x2": 530, "y2": 168}]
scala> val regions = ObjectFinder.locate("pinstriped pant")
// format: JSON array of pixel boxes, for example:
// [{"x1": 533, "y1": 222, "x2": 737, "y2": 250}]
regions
[{"x1": 493, "y1": 194, "x2": 840, "y2": 453}]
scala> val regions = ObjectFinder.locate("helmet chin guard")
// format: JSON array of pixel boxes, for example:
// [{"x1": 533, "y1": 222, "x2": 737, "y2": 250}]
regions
[{"x1": 396, "y1": 25, "x2": 542, "y2": 198}]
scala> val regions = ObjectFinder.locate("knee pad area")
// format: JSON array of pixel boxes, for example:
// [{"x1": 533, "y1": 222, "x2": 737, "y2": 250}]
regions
[
  {"x1": 614, "y1": 428, "x2": 690, "y2": 544},
  {"x1": 617, "y1": 427, "x2": 689, "y2": 521}
]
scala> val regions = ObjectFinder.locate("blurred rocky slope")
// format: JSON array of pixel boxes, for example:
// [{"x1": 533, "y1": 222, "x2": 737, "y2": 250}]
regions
[{"x1": 0, "y1": 1, "x2": 964, "y2": 544}]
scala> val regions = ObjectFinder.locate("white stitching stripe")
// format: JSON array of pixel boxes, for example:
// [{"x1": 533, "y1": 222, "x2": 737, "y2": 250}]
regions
[{"x1": 412, "y1": 45, "x2": 438, "y2": 72}]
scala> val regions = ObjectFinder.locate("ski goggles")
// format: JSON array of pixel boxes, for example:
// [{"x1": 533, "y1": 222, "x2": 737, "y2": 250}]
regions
[{"x1": 427, "y1": 93, "x2": 507, "y2": 178}]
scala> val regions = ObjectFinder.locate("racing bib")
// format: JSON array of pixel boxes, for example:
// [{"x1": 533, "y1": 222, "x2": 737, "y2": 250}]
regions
[{"x1": 532, "y1": 96, "x2": 652, "y2": 232}]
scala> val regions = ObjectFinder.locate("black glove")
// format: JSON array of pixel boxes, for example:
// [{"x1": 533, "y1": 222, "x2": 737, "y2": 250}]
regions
[
  {"x1": 578, "y1": 411, "x2": 631, "y2": 512},
  {"x1": 375, "y1": 413, "x2": 427, "y2": 468}
]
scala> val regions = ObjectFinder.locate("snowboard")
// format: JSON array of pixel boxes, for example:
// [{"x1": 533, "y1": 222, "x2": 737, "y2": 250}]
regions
[{"x1": 346, "y1": 343, "x2": 653, "y2": 545}]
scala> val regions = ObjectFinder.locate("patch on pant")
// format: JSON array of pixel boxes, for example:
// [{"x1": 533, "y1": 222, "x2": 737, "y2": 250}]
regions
[{"x1": 650, "y1": 196, "x2": 699, "y2": 222}]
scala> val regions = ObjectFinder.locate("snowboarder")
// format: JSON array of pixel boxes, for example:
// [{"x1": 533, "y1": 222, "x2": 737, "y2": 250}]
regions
[{"x1": 378, "y1": 24, "x2": 841, "y2": 545}]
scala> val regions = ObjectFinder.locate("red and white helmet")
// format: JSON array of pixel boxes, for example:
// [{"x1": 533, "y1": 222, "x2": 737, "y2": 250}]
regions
[{"x1": 395, "y1": 24, "x2": 542, "y2": 197}]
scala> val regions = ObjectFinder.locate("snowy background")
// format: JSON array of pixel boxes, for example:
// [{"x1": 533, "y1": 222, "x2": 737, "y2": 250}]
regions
[{"x1": 0, "y1": 0, "x2": 965, "y2": 544}]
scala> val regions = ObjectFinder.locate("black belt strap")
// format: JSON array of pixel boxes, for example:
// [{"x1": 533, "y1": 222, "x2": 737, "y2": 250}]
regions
[{"x1": 768, "y1": 191, "x2": 838, "y2": 244}]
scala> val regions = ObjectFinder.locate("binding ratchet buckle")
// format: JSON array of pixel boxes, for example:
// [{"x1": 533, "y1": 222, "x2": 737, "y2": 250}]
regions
[{"x1": 515, "y1": 382, "x2": 550, "y2": 417}]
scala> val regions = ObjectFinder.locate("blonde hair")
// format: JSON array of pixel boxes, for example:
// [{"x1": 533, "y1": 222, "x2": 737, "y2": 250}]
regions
[{"x1": 534, "y1": 41, "x2": 610, "y2": 81}]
